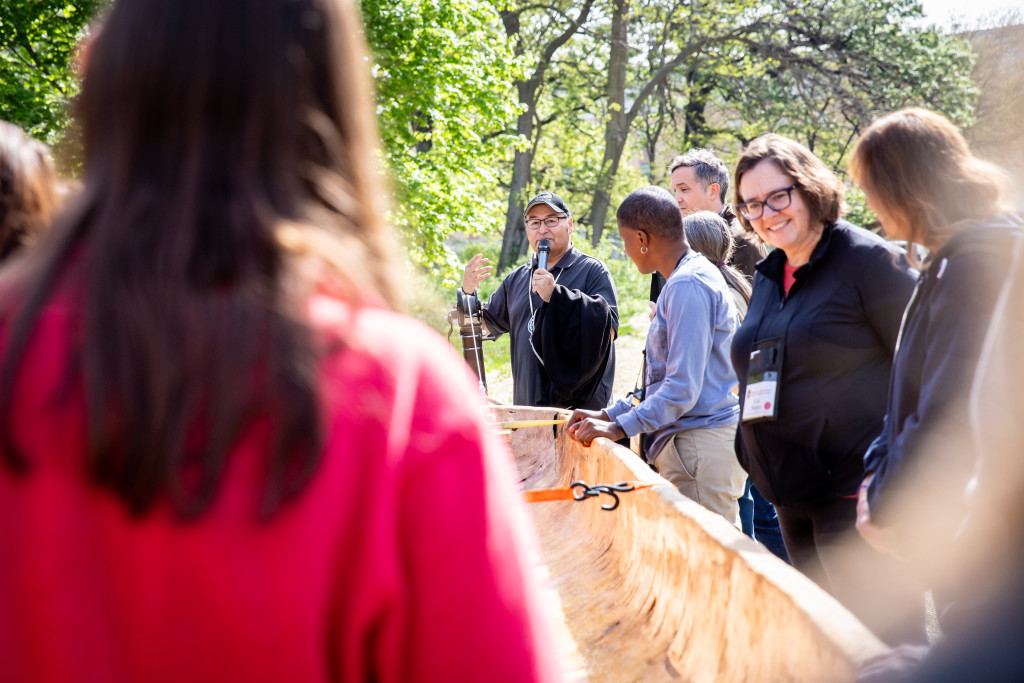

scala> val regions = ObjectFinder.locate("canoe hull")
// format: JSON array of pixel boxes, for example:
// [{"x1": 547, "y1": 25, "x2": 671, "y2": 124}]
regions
[{"x1": 497, "y1": 405, "x2": 887, "y2": 682}]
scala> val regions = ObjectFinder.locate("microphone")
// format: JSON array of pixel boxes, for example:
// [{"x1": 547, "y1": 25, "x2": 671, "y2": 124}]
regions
[{"x1": 537, "y1": 239, "x2": 550, "y2": 271}]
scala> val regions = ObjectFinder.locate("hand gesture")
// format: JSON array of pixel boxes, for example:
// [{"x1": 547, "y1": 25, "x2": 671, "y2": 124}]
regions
[
  {"x1": 462, "y1": 253, "x2": 492, "y2": 294},
  {"x1": 856, "y1": 475, "x2": 904, "y2": 558}
]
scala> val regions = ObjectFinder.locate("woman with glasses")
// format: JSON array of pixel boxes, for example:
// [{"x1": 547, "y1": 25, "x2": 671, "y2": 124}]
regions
[
  {"x1": 729, "y1": 134, "x2": 923, "y2": 645},
  {"x1": 0, "y1": 0, "x2": 561, "y2": 680}
]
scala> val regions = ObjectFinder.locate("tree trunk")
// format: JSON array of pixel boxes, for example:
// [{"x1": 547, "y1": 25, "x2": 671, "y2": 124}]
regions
[
  {"x1": 499, "y1": 88, "x2": 536, "y2": 269},
  {"x1": 497, "y1": 2, "x2": 596, "y2": 271},
  {"x1": 588, "y1": 0, "x2": 630, "y2": 246}
]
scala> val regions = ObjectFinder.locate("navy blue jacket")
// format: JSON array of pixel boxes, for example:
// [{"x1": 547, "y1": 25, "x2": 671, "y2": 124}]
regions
[
  {"x1": 732, "y1": 220, "x2": 917, "y2": 506},
  {"x1": 864, "y1": 215, "x2": 1024, "y2": 524}
]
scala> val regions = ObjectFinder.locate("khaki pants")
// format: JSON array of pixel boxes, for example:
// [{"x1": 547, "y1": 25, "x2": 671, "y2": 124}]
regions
[{"x1": 653, "y1": 423, "x2": 746, "y2": 528}]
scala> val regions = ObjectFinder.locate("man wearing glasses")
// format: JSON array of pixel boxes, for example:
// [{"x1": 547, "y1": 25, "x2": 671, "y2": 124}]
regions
[{"x1": 461, "y1": 191, "x2": 618, "y2": 410}]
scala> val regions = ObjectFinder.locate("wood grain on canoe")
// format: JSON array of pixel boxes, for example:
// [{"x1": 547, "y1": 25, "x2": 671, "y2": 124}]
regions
[{"x1": 495, "y1": 405, "x2": 888, "y2": 683}]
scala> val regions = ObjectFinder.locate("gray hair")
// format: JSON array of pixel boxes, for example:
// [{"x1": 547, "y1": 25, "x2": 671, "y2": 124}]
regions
[
  {"x1": 682, "y1": 210, "x2": 733, "y2": 264},
  {"x1": 668, "y1": 148, "x2": 730, "y2": 201},
  {"x1": 683, "y1": 210, "x2": 751, "y2": 305}
]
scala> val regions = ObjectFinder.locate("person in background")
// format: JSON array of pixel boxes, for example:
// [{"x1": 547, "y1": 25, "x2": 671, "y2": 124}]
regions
[
  {"x1": 683, "y1": 210, "x2": 788, "y2": 562},
  {"x1": 851, "y1": 108, "x2": 1024, "y2": 621},
  {"x1": 668, "y1": 149, "x2": 766, "y2": 281},
  {"x1": 0, "y1": 1, "x2": 562, "y2": 681},
  {"x1": 0, "y1": 120, "x2": 61, "y2": 259},
  {"x1": 683, "y1": 210, "x2": 751, "y2": 316},
  {"x1": 568, "y1": 187, "x2": 746, "y2": 527},
  {"x1": 461, "y1": 191, "x2": 618, "y2": 409},
  {"x1": 730, "y1": 134, "x2": 922, "y2": 645}
]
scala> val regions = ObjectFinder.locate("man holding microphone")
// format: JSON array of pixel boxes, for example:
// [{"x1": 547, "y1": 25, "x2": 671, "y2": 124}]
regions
[{"x1": 461, "y1": 191, "x2": 619, "y2": 409}]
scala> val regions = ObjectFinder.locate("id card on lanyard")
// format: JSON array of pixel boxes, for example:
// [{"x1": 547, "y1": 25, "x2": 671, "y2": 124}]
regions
[
  {"x1": 743, "y1": 338, "x2": 782, "y2": 422},
  {"x1": 741, "y1": 275, "x2": 802, "y2": 423}
]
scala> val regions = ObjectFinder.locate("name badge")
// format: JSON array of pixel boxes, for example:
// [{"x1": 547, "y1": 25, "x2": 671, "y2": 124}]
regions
[
  {"x1": 743, "y1": 371, "x2": 778, "y2": 420},
  {"x1": 742, "y1": 339, "x2": 783, "y2": 423}
]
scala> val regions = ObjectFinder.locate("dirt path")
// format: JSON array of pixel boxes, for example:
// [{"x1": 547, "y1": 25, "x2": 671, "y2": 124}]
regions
[{"x1": 611, "y1": 311, "x2": 650, "y2": 399}]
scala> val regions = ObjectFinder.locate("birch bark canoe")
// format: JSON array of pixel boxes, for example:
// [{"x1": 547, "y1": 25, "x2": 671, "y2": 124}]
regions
[{"x1": 495, "y1": 404, "x2": 889, "y2": 683}]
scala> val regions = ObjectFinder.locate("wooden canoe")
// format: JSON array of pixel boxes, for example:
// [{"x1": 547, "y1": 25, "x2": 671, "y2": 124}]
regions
[{"x1": 494, "y1": 404, "x2": 889, "y2": 682}]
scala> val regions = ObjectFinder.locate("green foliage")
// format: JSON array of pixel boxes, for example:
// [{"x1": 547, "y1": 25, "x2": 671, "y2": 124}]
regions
[
  {"x1": 0, "y1": 1, "x2": 102, "y2": 144},
  {"x1": 361, "y1": 0, "x2": 524, "y2": 277},
  {"x1": 670, "y1": 0, "x2": 977, "y2": 171},
  {"x1": 843, "y1": 184, "x2": 881, "y2": 233}
]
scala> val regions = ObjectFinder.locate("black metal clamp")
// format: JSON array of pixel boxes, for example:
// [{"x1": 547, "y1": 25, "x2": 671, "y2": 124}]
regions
[{"x1": 569, "y1": 480, "x2": 636, "y2": 511}]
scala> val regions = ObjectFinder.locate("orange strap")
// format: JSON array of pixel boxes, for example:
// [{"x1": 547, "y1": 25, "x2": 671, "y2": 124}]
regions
[{"x1": 522, "y1": 480, "x2": 664, "y2": 510}]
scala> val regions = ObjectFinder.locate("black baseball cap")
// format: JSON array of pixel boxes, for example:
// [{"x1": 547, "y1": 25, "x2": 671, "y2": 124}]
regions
[{"x1": 525, "y1": 191, "x2": 571, "y2": 218}]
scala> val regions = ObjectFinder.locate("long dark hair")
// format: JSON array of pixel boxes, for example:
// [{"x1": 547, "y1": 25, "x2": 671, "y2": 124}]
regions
[
  {"x1": 683, "y1": 210, "x2": 751, "y2": 306},
  {"x1": 0, "y1": 0, "x2": 397, "y2": 519}
]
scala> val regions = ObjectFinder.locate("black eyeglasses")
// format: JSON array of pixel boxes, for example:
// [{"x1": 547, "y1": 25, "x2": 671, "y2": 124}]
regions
[
  {"x1": 525, "y1": 215, "x2": 568, "y2": 230},
  {"x1": 736, "y1": 186, "x2": 798, "y2": 221}
]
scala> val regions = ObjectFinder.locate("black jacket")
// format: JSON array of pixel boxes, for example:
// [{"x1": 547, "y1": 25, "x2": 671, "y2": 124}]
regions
[
  {"x1": 532, "y1": 285, "x2": 614, "y2": 408},
  {"x1": 864, "y1": 215, "x2": 1024, "y2": 524},
  {"x1": 731, "y1": 220, "x2": 917, "y2": 506},
  {"x1": 480, "y1": 245, "x2": 618, "y2": 409}
]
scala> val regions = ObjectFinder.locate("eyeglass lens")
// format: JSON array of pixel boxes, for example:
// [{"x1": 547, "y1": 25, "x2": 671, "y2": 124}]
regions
[
  {"x1": 740, "y1": 187, "x2": 795, "y2": 220},
  {"x1": 525, "y1": 216, "x2": 565, "y2": 229}
]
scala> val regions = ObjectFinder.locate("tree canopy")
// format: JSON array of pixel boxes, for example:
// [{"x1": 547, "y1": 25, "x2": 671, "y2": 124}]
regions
[
  {"x1": 0, "y1": 0, "x2": 986, "y2": 275},
  {"x1": 0, "y1": 1, "x2": 100, "y2": 144},
  {"x1": 362, "y1": 0, "x2": 523, "y2": 273}
]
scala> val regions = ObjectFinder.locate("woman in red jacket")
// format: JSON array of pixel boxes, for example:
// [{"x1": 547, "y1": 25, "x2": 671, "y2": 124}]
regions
[{"x1": 0, "y1": 1, "x2": 561, "y2": 681}]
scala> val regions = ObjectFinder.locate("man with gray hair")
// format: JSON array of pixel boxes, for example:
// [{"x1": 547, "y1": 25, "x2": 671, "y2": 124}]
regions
[
  {"x1": 667, "y1": 150, "x2": 785, "y2": 560},
  {"x1": 668, "y1": 148, "x2": 766, "y2": 277}
]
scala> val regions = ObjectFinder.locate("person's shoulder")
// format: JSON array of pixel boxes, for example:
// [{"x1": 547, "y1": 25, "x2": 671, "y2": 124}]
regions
[
  {"x1": 942, "y1": 214, "x2": 1024, "y2": 263},
  {"x1": 666, "y1": 254, "x2": 722, "y2": 295},
  {"x1": 830, "y1": 219, "x2": 909, "y2": 264},
  {"x1": 832, "y1": 219, "x2": 894, "y2": 250},
  {"x1": 312, "y1": 298, "x2": 468, "y2": 387}
]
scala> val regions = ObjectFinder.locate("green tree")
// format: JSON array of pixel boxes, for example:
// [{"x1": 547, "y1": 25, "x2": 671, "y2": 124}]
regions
[
  {"x1": 361, "y1": 0, "x2": 523, "y2": 275},
  {"x1": 0, "y1": 1, "x2": 101, "y2": 144},
  {"x1": 493, "y1": 0, "x2": 597, "y2": 271},
  {"x1": 585, "y1": 0, "x2": 978, "y2": 244}
]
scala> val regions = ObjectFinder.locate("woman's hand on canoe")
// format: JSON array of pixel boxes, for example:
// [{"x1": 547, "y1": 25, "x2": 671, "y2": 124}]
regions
[{"x1": 567, "y1": 409, "x2": 623, "y2": 446}]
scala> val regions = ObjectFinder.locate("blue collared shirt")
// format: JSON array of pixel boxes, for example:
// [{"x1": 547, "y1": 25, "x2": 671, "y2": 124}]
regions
[{"x1": 607, "y1": 249, "x2": 739, "y2": 458}]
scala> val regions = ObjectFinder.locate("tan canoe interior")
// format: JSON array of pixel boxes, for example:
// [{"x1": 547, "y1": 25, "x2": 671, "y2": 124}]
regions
[{"x1": 494, "y1": 405, "x2": 889, "y2": 682}]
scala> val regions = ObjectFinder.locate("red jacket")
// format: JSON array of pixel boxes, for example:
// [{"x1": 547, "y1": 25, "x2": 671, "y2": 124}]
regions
[{"x1": 0, "y1": 292, "x2": 562, "y2": 682}]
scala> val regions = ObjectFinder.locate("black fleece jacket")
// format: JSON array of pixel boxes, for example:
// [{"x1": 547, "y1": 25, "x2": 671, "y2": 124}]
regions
[{"x1": 731, "y1": 220, "x2": 917, "y2": 506}]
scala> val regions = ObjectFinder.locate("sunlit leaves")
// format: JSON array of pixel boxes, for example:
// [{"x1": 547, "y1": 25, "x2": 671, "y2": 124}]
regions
[
  {"x1": 0, "y1": 1, "x2": 102, "y2": 144},
  {"x1": 362, "y1": 0, "x2": 524, "y2": 275}
]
